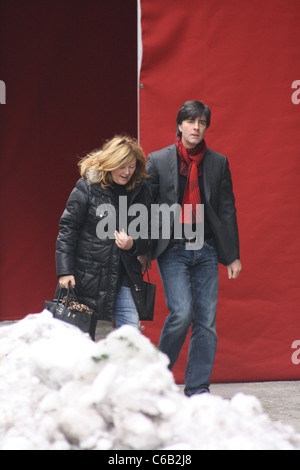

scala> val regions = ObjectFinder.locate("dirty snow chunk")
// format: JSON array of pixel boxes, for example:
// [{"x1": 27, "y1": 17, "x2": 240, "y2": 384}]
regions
[{"x1": 0, "y1": 311, "x2": 300, "y2": 450}]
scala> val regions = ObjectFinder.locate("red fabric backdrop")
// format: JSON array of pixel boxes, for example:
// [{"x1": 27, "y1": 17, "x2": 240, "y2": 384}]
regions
[
  {"x1": 0, "y1": 0, "x2": 137, "y2": 320},
  {"x1": 139, "y1": 0, "x2": 300, "y2": 382},
  {"x1": 1, "y1": 0, "x2": 300, "y2": 385}
]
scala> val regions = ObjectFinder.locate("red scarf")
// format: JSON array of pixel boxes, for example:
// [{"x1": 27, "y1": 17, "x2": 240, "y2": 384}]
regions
[{"x1": 176, "y1": 136, "x2": 207, "y2": 224}]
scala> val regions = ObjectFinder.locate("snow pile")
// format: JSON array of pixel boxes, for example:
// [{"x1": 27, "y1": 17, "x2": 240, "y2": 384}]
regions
[{"x1": 0, "y1": 311, "x2": 299, "y2": 451}]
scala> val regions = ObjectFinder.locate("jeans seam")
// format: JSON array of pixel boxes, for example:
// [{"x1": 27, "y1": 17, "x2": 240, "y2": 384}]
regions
[{"x1": 185, "y1": 275, "x2": 195, "y2": 388}]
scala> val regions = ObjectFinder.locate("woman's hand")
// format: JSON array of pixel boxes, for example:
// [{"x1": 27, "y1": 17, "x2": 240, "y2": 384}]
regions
[
  {"x1": 114, "y1": 229, "x2": 133, "y2": 251},
  {"x1": 59, "y1": 275, "x2": 76, "y2": 289}
]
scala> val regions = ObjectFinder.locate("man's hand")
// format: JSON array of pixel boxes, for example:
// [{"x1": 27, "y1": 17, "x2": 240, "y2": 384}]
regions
[{"x1": 227, "y1": 259, "x2": 242, "y2": 279}]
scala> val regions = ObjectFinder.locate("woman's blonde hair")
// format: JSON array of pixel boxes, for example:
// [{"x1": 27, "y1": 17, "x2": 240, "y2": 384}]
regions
[{"x1": 78, "y1": 135, "x2": 147, "y2": 191}]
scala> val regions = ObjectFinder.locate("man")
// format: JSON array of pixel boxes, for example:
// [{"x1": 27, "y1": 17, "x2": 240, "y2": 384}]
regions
[{"x1": 146, "y1": 100, "x2": 242, "y2": 396}]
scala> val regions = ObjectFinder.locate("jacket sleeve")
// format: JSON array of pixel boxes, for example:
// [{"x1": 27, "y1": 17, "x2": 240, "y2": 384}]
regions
[
  {"x1": 217, "y1": 158, "x2": 240, "y2": 261},
  {"x1": 146, "y1": 153, "x2": 159, "y2": 203},
  {"x1": 129, "y1": 181, "x2": 152, "y2": 256},
  {"x1": 55, "y1": 179, "x2": 89, "y2": 277}
]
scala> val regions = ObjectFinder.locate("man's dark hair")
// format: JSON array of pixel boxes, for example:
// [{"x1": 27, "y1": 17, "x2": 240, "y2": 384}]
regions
[{"x1": 176, "y1": 100, "x2": 211, "y2": 136}]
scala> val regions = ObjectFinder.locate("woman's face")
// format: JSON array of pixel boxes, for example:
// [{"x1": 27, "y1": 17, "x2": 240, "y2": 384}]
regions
[{"x1": 111, "y1": 158, "x2": 137, "y2": 185}]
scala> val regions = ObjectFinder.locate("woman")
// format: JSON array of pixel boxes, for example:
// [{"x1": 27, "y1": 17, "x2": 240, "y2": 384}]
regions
[{"x1": 55, "y1": 135, "x2": 152, "y2": 339}]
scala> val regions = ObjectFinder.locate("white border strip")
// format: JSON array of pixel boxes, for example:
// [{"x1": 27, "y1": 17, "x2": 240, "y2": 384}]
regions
[{"x1": 137, "y1": 0, "x2": 143, "y2": 142}]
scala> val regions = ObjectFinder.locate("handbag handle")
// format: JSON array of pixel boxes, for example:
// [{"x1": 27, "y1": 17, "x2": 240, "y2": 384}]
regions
[
  {"x1": 66, "y1": 282, "x2": 78, "y2": 301},
  {"x1": 56, "y1": 282, "x2": 78, "y2": 309},
  {"x1": 144, "y1": 269, "x2": 151, "y2": 283}
]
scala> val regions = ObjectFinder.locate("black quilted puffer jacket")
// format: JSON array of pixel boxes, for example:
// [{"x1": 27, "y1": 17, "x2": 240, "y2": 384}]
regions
[{"x1": 55, "y1": 177, "x2": 152, "y2": 321}]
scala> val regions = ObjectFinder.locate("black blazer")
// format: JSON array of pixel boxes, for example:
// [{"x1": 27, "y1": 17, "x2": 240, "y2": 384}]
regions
[{"x1": 146, "y1": 144, "x2": 240, "y2": 266}]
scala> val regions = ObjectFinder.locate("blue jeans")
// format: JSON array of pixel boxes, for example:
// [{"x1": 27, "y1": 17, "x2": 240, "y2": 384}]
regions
[
  {"x1": 114, "y1": 286, "x2": 140, "y2": 330},
  {"x1": 157, "y1": 239, "x2": 219, "y2": 396}
]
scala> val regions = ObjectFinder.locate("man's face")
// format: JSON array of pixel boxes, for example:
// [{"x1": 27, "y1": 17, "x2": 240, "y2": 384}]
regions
[{"x1": 179, "y1": 115, "x2": 207, "y2": 149}]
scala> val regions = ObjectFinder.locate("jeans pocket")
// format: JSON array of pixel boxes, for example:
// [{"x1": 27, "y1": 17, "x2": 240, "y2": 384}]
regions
[
  {"x1": 158, "y1": 242, "x2": 179, "y2": 260},
  {"x1": 166, "y1": 242, "x2": 179, "y2": 254},
  {"x1": 204, "y1": 238, "x2": 217, "y2": 251}
]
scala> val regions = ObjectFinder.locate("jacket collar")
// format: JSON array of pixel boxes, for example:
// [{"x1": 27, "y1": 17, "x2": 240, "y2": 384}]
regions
[
  {"x1": 202, "y1": 148, "x2": 213, "y2": 201},
  {"x1": 166, "y1": 145, "x2": 179, "y2": 198},
  {"x1": 89, "y1": 178, "x2": 146, "y2": 202}
]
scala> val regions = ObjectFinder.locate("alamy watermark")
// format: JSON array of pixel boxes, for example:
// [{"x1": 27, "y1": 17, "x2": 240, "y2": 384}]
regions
[
  {"x1": 0, "y1": 80, "x2": 6, "y2": 104},
  {"x1": 291, "y1": 80, "x2": 300, "y2": 105},
  {"x1": 96, "y1": 197, "x2": 204, "y2": 250},
  {"x1": 291, "y1": 340, "x2": 300, "y2": 365}
]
